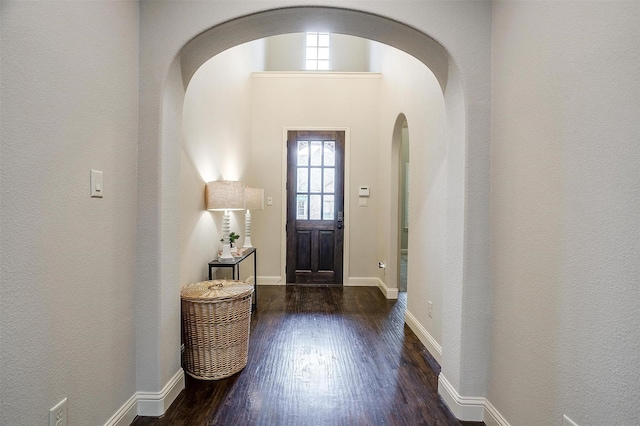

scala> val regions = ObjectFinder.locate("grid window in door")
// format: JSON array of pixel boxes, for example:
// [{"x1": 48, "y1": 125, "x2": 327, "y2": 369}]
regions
[{"x1": 296, "y1": 140, "x2": 336, "y2": 221}]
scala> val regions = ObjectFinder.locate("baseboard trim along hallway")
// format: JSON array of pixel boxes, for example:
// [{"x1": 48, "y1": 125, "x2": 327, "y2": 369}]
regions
[
  {"x1": 404, "y1": 309, "x2": 443, "y2": 364},
  {"x1": 438, "y1": 374, "x2": 512, "y2": 425},
  {"x1": 105, "y1": 369, "x2": 185, "y2": 425}
]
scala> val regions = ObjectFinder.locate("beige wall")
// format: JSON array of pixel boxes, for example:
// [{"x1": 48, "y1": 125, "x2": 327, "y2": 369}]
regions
[
  {"x1": 180, "y1": 40, "x2": 264, "y2": 286},
  {"x1": 490, "y1": 2, "x2": 640, "y2": 425},
  {"x1": 372, "y1": 41, "x2": 448, "y2": 360},
  {"x1": 250, "y1": 72, "x2": 381, "y2": 282},
  {"x1": 0, "y1": 2, "x2": 139, "y2": 424},
  {"x1": 266, "y1": 33, "x2": 370, "y2": 72}
]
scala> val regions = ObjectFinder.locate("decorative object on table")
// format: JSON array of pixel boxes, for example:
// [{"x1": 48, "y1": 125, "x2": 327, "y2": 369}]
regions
[
  {"x1": 180, "y1": 280, "x2": 254, "y2": 380},
  {"x1": 243, "y1": 187, "x2": 264, "y2": 248},
  {"x1": 217, "y1": 246, "x2": 249, "y2": 258},
  {"x1": 206, "y1": 180, "x2": 245, "y2": 261},
  {"x1": 220, "y1": 231, "x2": 240, "y2": 248}
]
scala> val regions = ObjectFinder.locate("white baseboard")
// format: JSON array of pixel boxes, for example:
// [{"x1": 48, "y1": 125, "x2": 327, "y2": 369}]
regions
[
  {"x1": 404, "y1": 310, "x2": 442, "y2": 364},
  {"x1": 106, "y1": 368, "x2": 185, "y2": 424},
  {"x1": 137, "y1": 369, "x2": 185, "y2": 416},
  {"x1": 345, "y1": 276, "x2": 378, "y2": 286},
  {"x1": 484, "y1": 399, "x2": 512, "y2": 426},
  {"x1": 104, "y1": 393, "x2": 138, "y2": 426},
  {"x1": 345, "y1": 277, "x2": 398, "y2": 299},
  {"x1": 438, "y1": 374, "x2": 485, "y2": 422},
  {"x1": 257, "y1": 275, "x2": 284, "y2": 285},
  {"x1": 376, "y1": 278, "x2": 399, "y2": 299}
]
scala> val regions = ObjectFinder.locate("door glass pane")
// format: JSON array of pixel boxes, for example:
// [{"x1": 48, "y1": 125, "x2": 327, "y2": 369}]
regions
[
  {"x1": 310, "y1": 195, "x2": 321, "y2": 220},
  {"x1": 324, "y1": 141, "x2": 335, "y2": 166},
  {"x1": 323, "y1": 168, "x2": 334, "y2": 193},
  {"x1": 310, "y1": 141, "x2": 322, "y2": 166},
  {"x1": 296, "y1": 195, "x2": 308, "y2": 220},
  {"x1": 298, "y1": 141, "x2": 309, "y2": 166},
  {"x1": 323, "y1": 195, "x2": 334, "y2": 220},
  {"x1": 297, "y1": 168, "x2": 308, "y2": 192},
  {"x1": 310, "y1": 168, "x2": 322, "y2": 193}
]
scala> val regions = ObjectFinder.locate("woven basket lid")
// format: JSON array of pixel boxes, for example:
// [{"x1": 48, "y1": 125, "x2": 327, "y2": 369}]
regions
[{"x1": 180, "y1": 280, "x2": 253, "y2": 302}]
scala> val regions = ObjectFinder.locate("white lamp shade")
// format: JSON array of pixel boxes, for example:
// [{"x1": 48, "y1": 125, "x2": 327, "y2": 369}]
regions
[
  {"x1": 206, "y1": 180, "x2": 245, "y2": 211},
  {"x1": 245, "y1": 187, "x2": 264, "y2": 210}
]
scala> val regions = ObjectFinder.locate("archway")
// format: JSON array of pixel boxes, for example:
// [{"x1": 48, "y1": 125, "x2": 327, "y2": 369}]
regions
[{"x1": 138, "y1": 5, "x2": 490, "y2": 422}]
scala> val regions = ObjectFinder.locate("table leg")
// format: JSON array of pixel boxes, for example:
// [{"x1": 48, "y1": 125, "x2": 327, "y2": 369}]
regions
[{"x1": 253, "y1": 250, "x2": 257, "y2": 309}]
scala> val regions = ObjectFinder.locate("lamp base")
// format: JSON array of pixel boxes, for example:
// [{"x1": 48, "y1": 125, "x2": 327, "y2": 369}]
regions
[
  {"x1": 243, "y1": 236, "x2": 253, "y2": 248},
  {"x1": 219, "y1": 243, "x2": 234, "y2": 261}
]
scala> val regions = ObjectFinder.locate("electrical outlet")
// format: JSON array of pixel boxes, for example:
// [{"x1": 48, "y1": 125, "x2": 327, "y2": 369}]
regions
[
  {"x1": 50, "y1": 398, "x2": 68, "y2": 426},
  {"x1": 428, "y1": 301, "x2": 433, "y2": 318}
]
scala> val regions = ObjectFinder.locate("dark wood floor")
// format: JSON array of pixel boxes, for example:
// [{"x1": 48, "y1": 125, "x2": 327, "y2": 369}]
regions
[{"x1": 133, "y1": 286, "x2": 483, "y2": 426}]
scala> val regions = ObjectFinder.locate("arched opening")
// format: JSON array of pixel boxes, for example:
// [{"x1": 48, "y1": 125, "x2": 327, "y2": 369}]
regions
[{"x1": 138, "y1": 6, "x2": 489, "y2": 421}]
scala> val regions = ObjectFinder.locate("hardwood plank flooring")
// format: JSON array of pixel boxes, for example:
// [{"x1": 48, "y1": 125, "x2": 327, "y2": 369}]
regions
[{"x1": 133, "y1": 286, "x2": 484, "y2": 426}]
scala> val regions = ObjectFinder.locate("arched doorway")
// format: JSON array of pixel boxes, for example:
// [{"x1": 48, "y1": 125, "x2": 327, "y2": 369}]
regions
[{"x1": 138, "y1": 5, "x2": 490, "y2": 421}]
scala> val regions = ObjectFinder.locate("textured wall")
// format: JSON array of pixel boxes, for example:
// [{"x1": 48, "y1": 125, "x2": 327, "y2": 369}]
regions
[
  {"x1": 490, "y1": 1, "x2": 640, "y2": 424},
  {"x1": 180, "y1": 41, "x2": 262, "y2": 286},
  {"x1": 0, "y1": 1, "x2": 139, "y2": 424},
  {"x1": 372, "y1": 41, "x2": 447, "y2": 354}
]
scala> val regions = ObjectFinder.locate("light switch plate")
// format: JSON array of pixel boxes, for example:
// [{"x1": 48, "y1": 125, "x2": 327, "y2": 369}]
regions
[{"x1": 91, "y1": 169, "x2": 103, "y2": 198}]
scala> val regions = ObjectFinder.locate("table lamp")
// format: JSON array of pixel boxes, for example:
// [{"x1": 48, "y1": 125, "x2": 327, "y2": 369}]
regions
[
  {"x1": 243, "y1": 187, "x2": 264, "y2": 248},
  {"x1": 206, "y1": 180, "x2": 245, "y2": 261}
]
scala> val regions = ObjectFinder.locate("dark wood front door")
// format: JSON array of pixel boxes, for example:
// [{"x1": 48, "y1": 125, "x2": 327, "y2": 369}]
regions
[{"x1": 286, "y1": 131, "x2": 345, "y2": 284}]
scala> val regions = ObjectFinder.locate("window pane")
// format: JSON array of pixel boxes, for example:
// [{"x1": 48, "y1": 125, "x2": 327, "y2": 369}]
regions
[
  {"x1": 306, "y1": 32, "x2": 318, "y2": 47},
  {"x1": 323, "y1": 195, "x2": 334, "y2": 220},
  {"x1": 318, "y1": 33, "x2": 330, "y2": 47},
  {"x1": 296, "y1": 195, "x2": 308, "y2": 220},
  {"x1": 318, "y1": 47, "x2": 330, "y2": 60},
  {"x1": 306, "y1": 60, "x2": 317, "y2": 71},
  {"x1": 298, "y1": 141, "x2": 309, "y2": 166},
  {"x1": 310, "y1": 195, "x2": 321, "y2": 220},
  {"x1": 317, "y1": 60, "x2": 330, "y2": 71},
  {"x1": 306, "y1": 47, "x2": 317, "y2": 60},
  {"x1": 310, "y1": 141, "x2": 322, "y2": 166},
  {"x1": 297, "y1": 168, "x2": 309, "y2": 192},
  {"x1": 310, "y1": 168, "x2": 322, "y2": 193},
  {"x1": 324, "y1": 168, "x2": 334, "y2": 193},
  {"x1": 324, "y1": 141, "x2": 335, "y2": 166}
]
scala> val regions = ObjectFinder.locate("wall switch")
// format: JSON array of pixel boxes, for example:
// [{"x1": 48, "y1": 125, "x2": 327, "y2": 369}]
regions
[
  {"x1": 428, "y1": 301, "x2": 433, "y2": 318},
  {"x1": 50, "y1": 398, "x2": 68, "y2": 426},
  {"x1": 267, "y1": 196, "x2": 273, "y2": 206},
  {"x1": 90, "y1": 169, "x2": 103, "y2": 198}
]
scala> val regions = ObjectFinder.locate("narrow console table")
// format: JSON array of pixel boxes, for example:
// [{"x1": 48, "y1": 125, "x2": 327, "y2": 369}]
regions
[{"x1": 208, "y1": 247, "x2": 257, "y2": 310}]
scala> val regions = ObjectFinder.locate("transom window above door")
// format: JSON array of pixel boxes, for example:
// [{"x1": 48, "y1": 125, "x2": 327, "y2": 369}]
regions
[
  {"x1": 305, "y1": 32, "x2": 331, "y2": 70},
  {"x1": 296, "y1": 140, "x2": 335, "y2": 221}
]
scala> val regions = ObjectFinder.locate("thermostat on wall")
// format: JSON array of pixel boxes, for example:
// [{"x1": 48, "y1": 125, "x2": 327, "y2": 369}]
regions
[{"x1": 358, "y1": 186, "x2": 370, "y2": 197}]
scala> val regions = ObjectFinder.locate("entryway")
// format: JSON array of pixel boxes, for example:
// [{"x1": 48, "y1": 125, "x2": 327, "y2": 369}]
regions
[{"x1": 286, "y1": 130, "x2": 345, "y2": 284}]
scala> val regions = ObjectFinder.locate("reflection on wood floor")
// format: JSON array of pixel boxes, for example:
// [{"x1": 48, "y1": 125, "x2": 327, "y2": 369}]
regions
[{"x1": 133, "y1": 285, "x2": 483, "y2": 426}]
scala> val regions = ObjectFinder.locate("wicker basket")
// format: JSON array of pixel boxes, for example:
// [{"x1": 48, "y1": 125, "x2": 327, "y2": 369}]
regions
[{"x1": 181, "y1": 280, "x2": 253, "y2": 380}]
